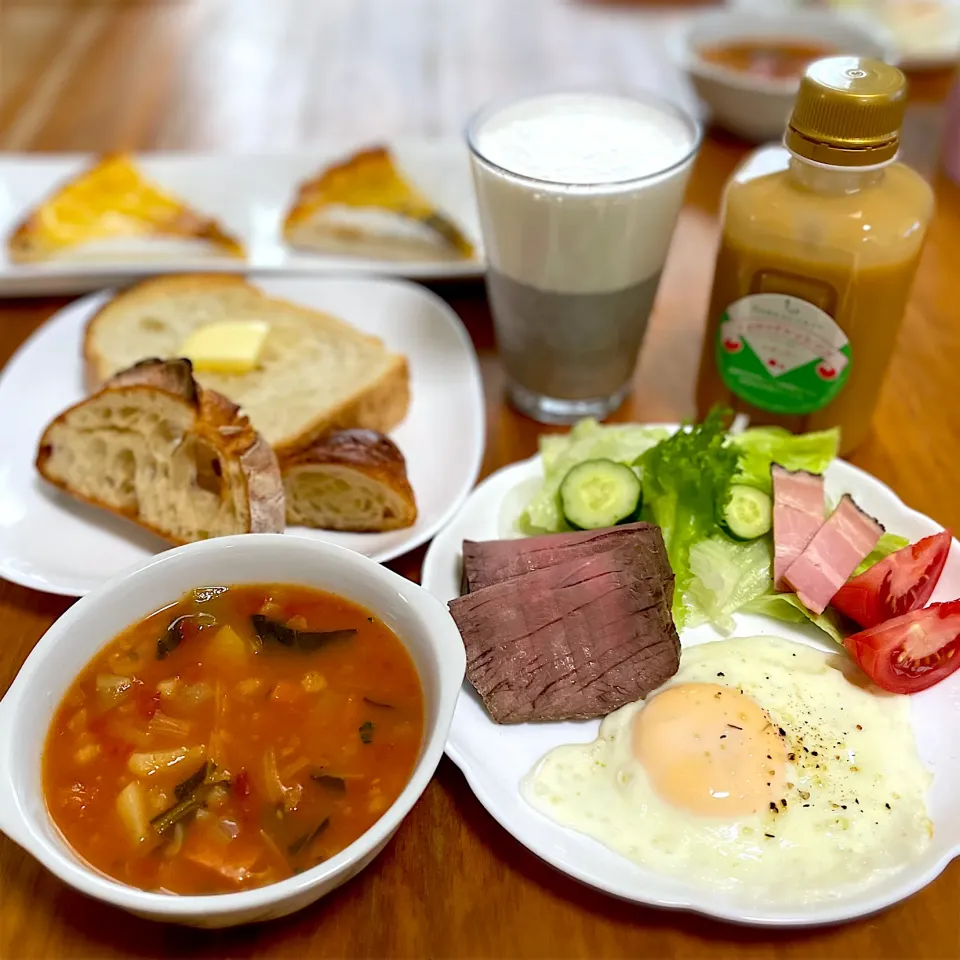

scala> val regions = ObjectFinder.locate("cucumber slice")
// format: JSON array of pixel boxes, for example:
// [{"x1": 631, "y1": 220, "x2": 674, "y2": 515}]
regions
[
  {"x1": 721, "y1": 485, "x2": 772, "y2": 540},
  {"x1": 559, "y1": 459, "x2": 642, "y2": 530}
]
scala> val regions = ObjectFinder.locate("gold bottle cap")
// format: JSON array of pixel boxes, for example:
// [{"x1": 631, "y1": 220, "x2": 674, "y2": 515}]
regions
[{"x1": 785, "y1": 57, "x2": 907, "y2": 166}]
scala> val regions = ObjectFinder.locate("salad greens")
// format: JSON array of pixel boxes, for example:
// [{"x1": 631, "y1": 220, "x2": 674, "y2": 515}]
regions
[
  {"x1": 740, "y1": 594, "x2": 848, "y2": 645},
  {"x1": 685, "y1": 536, "x2": 772, "y2": 634},
  {"x1": 517, "y1": 409, "x2": 905, "y2": 641},
  {"x1": 519, "y1": 419, "x2": 667, "y2": 534},
  {"x1": 635, "y1": 407, "x2": 739, "y2": 626},
  {"x1": 729, "y1": 426, "x2": 839, "y2": 492}
]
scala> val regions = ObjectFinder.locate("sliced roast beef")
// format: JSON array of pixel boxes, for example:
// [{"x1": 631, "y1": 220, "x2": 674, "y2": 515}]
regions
[
  {"x1": 772, "y1": 466, "x2": 826, "y2": 591},
  {"x1": 461, "y1": 522, "x2": 669, "y2": 594},
  {"x1": 783, "y1": 494, "x2": 884, "y2": 615},
  {"x1": 449, "y1": 532, "x2": 680, "y2": 723}
]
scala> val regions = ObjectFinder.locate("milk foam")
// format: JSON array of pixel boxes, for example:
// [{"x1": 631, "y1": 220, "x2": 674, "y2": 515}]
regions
[
  {"x1": 475, "y1": 93, "x2": 693, "y2": 185},
  {"x1": 469, "y1": 93, "x2": 698, "y2": 294}
]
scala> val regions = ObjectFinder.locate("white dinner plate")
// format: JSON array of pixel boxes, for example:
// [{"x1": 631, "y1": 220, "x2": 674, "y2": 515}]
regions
[
  {"x1": 0, "y1": 143, "x2": 483, "y2": 296},
  {"x1": 0, "y1": 276, "x2": 485, "y2": 596},
  {"x1": 421, "y1": 446, "x2": 960, "y2": 926}
]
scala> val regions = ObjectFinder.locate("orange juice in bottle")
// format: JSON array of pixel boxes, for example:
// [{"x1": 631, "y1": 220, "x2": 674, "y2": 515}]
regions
[{"x1": 696, "y1": 57, "x2": 934, "y2": 455}]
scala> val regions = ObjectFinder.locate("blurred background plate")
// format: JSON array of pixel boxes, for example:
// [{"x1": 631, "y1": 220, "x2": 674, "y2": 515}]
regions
[
  {"x1": 0, "y1": 142, "x2": 483, "y2": 296},
  {"x1": 729, "y1": 0, "x2": 960, "y2": 70}
]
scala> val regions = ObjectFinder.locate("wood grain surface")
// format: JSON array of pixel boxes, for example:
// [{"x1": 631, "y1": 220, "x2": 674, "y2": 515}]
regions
[{"x1": 1, "y1": 1, "x2": 959, "y2": 957}]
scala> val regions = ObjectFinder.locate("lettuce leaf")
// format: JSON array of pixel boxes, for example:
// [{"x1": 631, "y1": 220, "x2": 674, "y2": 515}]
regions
[
  {"x1": 730, "y1": 426, "x2": 839, "y2": 493},
  {"x1": 682, "y1": 534, "x2": 858, "y2": 644},
  {"x1": 518, "y1": 419, "x2": 668, "y2": 534},
  {"x1": 681, "y1": 532, "x2": 851, "y2": 644},
  {"x1": 853, "y1": 532, "x2": 909, "y2": 577},
  {"x1": 740, "y1": 593, "x2": 848, "y2": 645},
  {"x1": 637, "y1": 408, "x2": 740, "y2": 627},
  {"x1": 685, "y1": 536, "x2": 772, "y2": 634}
]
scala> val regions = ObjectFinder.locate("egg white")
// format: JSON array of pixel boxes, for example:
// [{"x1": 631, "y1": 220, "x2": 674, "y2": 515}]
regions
[{"x1": 521, "y1": 635, "x2": 933, "y2": 903}]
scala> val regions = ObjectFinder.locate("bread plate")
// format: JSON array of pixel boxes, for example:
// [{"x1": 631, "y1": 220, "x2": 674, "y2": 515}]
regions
[
  {"x1": 420, "y1": 450, "x2": 960, "y2": 926},
  {"x1": 0, "y1": 276, "x2": 484, "y2": 596},
  {"x1": 0, "y1": 143, "x2": 482, "y2": 296}
]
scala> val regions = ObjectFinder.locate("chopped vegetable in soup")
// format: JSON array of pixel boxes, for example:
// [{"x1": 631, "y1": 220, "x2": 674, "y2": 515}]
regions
[{"x1": 43, "y1": 584, "x2": 424, "y2": 895}]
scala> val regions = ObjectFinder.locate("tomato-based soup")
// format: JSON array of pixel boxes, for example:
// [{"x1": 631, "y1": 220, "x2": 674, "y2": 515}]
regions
[
  {"x1": 43, "y1": 584, "x2": 424, "y2": 895},
  {"x1": 698, "y1": 39, "x2": 837, "y2": 81}
]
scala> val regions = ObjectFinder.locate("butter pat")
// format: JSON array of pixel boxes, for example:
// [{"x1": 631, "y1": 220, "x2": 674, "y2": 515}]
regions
[{"x1": 179, "y1": 321, "x2": 269, "y2": 374}]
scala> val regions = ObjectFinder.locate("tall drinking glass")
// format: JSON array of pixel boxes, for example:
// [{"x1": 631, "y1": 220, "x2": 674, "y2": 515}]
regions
[{"x1": 467, "y1": 91, "x2": 702, "y2": 423}]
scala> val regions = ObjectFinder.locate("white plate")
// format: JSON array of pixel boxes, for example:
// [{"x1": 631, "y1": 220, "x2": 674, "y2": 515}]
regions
[
  {"x1": 0, "y1": 276, "x2": 485, "y2": 596},
  {"x1": 0, "y1": 143, "x2": 483, "y2": 296},
  {"x1": 729, "y1": 0, "x2": 960, "y2": 70},
  {"x1": 421, "y1": 447, "x2": 960, "y2": 926}
]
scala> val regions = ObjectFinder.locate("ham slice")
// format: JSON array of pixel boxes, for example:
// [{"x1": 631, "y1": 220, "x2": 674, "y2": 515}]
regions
[
  {"x1": 772, "y1": 466, "x2": 826, "y2": 591},
  {"x1": 783, "y1": 495, "x2": 885, "y2": 614}
]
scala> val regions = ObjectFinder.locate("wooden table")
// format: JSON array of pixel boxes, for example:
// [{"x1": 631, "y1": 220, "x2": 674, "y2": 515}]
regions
[{"x1": 2, "y1": 1, "x2": 959, "y2": 957}]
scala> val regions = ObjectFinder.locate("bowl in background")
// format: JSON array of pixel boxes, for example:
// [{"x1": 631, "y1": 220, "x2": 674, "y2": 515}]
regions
[
  {"x1": 670, "y1": 10, "x2": 895, "y2": 143},
  {"x1": 0, "y1": 534, "x2": 466, "y2": 927}
]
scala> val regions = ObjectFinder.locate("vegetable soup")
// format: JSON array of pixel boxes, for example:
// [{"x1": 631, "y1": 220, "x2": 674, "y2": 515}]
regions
[
  {"x1": 697, "y1": 39, "x2": 838, "y2": 81},
  {"x1": 42, "y1": 583, "x2": 424, "y2": 895}
]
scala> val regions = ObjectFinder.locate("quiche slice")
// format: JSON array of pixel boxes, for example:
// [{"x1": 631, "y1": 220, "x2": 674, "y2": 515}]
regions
[
  {"x1": 8, "y1": 153, "x2": 245, "y2": 263},
  {"x1": 283, "y1": 146, "x2": 475, "y2": 262}
]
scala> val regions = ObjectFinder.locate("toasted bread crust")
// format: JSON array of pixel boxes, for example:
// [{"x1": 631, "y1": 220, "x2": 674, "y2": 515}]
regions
[
  {"x1": 282, "y1": 428, "x2": 409, "y2": 473},
  {"x1": 273, "y1": 355, "x2": 410, "y2": 462},
  {"x1": 282, "y1": 429, "x2": 417, "y2": 531},
  {"x1": 82, "y1": 274, "x2": 410, "y2": 452},
  {"x1": 36, "y1": 358, "x2": 284, "y2": 545},
  {"x1": 8, "y1": 154, "x2": 245, "y2": 264}
]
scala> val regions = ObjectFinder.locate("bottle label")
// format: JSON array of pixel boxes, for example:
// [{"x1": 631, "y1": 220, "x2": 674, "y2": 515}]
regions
[{"x1": 716, "y1": 293, "x2": 851, "y2": 415}]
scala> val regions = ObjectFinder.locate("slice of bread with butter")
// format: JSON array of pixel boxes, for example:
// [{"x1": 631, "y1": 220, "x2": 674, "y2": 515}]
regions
[{"x1": 83, "y1": 274, "x2": 410, "y2": 461}]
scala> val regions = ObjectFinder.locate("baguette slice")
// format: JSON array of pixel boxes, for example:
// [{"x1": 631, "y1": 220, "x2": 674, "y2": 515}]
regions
[
  {"x1": 36, "y1": 358, "x2": 284, "y2": 545},
  {"x1": 283, "y1": 430, "x2": 417, "y2": 532},
  {"x1": 283, "y1": 146, "x2": 475, "y2": 262},
  {"x1": 9, "y1": 154, "x2": 244, "y2": 264},
  {"x1": 83, "y1": 274, "x2": 410, "y2": 459}
]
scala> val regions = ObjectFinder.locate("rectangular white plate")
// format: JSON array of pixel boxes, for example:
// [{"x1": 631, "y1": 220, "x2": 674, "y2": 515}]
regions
[{"x1": 0, "y1": 142, "x2": 483, "y2": 296}]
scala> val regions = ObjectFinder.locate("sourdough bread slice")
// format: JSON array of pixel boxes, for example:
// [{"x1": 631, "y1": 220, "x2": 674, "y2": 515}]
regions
[
  {"x1": 36, "y1": 358, "x2": 285, "y2": 545},
  {"x1": 283, "y1": 429, "x2": 417, "y2": 532},
  {"x1": 83, "y1": 274, "x2": 410, "y2": 459}
]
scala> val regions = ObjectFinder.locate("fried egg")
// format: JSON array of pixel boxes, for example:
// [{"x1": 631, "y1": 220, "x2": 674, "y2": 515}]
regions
[{"x1": 521, "y1": 636, "x2": 933, "y2": 903}]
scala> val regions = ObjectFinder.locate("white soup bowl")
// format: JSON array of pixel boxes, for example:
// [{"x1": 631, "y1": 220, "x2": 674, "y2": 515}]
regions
[
  {"x1": 0, "y1": 534, "x2": 466, "y2": 927},
  {"x1": 671, "y1": 10, "x2": 894, "y2": 143}
]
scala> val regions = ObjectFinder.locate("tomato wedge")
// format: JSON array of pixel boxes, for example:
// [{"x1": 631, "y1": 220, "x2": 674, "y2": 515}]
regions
[
  {"x1": 842, "y1": 600, "x2": 960, "y2": 694},
  {"x1": 831, "y1": 530, "x2": 952, "y2": 628}
]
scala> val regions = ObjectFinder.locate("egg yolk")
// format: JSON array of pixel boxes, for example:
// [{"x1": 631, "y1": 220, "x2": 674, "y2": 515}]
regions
[{"x1": 632, "y1": 683, "x2": 788, "y2": 817}]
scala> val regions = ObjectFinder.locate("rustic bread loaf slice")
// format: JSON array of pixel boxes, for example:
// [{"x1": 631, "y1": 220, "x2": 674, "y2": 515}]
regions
[
  {"x1": 83, "y1": 274, "x2": 410, "y2": 459},
  {"x1": 283, "y1": 429, "x2": 417, "y2": 532},
  {"x1": 35, "y1": 358, "x2": 285, "y2": 545}
]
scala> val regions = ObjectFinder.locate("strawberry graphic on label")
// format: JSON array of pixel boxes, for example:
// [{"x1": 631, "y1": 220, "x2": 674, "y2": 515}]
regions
[
  {"x1": 817, "y1": 363, "x2": 837, "y2": 380},
  {"x1": 722, "y1": 336, "x2": 742, "y2": 353}
]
